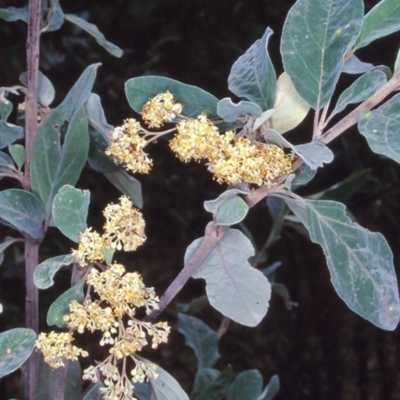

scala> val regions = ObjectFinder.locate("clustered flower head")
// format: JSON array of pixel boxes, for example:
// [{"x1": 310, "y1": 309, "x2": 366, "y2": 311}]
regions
[
  {"x1": 71, "y1": 195, "x2": 146, "y2": 268},
  {"x1": 169, "y1": 114, "x2": 295, "y2": 186},
  {"x1": 105, "y1": 118, "x2": 153, "y2": 174},
  {"x1": 35, "y1": 331, "x2": 88, "y2": 369},
  {"x1": 141, "y1": 90, "x2": 183, "y2": 128}
]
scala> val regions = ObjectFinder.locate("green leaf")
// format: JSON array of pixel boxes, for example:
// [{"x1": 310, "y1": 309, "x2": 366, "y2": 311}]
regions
[
  {"x1": 332, "y1": 70, "x2": 387, "y2": 115},
  {"x1": 264, "y1": 129, "x2": 333, "y2": 169},
  {"x1": 358, "y1": 93, "x2": 400, "y2": 164},
  {"x1": 104, "y1": 170, "x2": 143, "y2": 209},
  {"x1": 185, "y1": 229, "x2": 271, "y2": 327},
  {"x1": 342, "y1": 55, "x2": 374, "y2": 74},
  {"x1": 204, "y1": 188, "x2": 250, "y2": 215},
  {"x1": 81, "y1": 382, "x2": 104, "y2": 400},
  {"x1": 8, "y1": 144, "x2": 25, "y2": 170},
  {"x1": 257, "y1": 375, "x2": 280, "y2": 400},
  {"x1": 215, "y1": 195, "x2": 249, "y2": 226},
  {"x1": 0, "y1": 328, "x2": 35, "y2": 379},
  {"x1": 0, "y1": 189, "x2": 45, "y2": 239},
  {"x1": 146, "y1": 363, "x2": 189, "y2": 400},
  {"x1": 59, "y1": 64, "x2": 100, "y2": 123},
  {"x1": 31, "y1": 107, "x2": 89, "y2": 217},
  {"x1": 228, "y1": 27, "x2": 276, "y2": 110},
  {"x1": 125, "y1": 76, "x2": 219, "y2": 119},
  {"x1": 0, "y1": 6, "x2": 28, "y2": 22},
  {"x1": 305, "y1": 199, "x2": 400, "y2": 330},
  {"x1": 227, "y1": 370, "x2": 262, "y2": 400},
  {"x1": 41, "y1": 0, "x2": 64, "y2": 32},
  {"x1": 0, "y1": 151, "x2": 15, "y2": 173},
  {"x1": 37, "y1": 356, "x2": 81, "y2": 400},
  {"x1": 291, "y1": 164, "x2": 317, "y2": 186},
  {"x1": 88, "y1": 128, "x2": 120, "y2": 173},
  {"x1": 34, "y1": 254, "x2": 74, "y2": 289},
  {"x1": 281, "y1": 0, "x2": 364, "y2": 109},
  {"x1": 192, "y1": 367, "x2": 232, "y2": 400},
  {"x1": 217, "y1": 98, "x2": 262, "y2": 122},
  {"x1": 0, "y1": 100, "x2": 13, "y2": 120},
  {"x1": 64, "y1": 14, "x2": 122, "y2": 57},
  {"x1": 355, "y1": 0, "x2": 400, "y2": 49},
  {"x1": 53, "y1": 185, "x2": 90, "y2": 242},
  {"x1": 47, "y1": 278, "x2": 85, "y2": 328},
  {"x1": 0, "y1": 120, "x2": 24, "y2": 150},
  {"x1": 177, "y1": 313, "x2": 220, "y2": 370},
  {"x1": 20, "y1": 71, "x2": 56, "y2": 107}
]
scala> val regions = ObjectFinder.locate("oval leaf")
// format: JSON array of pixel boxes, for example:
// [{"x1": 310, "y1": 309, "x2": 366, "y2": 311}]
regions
[
  {"x1": 342, "y1": 54, "x2": 374, "y2": 74},
  {"x1": 0, "y1": 328, "x2": 36, "y2": 379},
  {"x1": 177, "y1": 313, "x2": 220, "y2": 370},
  {"x1": 227, "y1": 370, "x2": 263, "y2": 400},
  {"x1": 281, "y1": 0, "x2": 364, "y2": 109},
  {"x1": 125, "y1": 76, "x2": 219, "y2": 119},
  {"x1": 0, "y1": 6, "x2": 28, "y2": 22},
  {"x1": 47, "y1": 278, "x2": 85, "y2": 328},
  {"x1": 305, "y1": 199, "x2": 400, "y2": 330},
  {"x1": 192, "y1": 367, "x2": 232, "y2": 400},
  {"x1": 8, "y1": 144, "x2": 25, "y2": 170},
  {"x1": 215, "y1": 195, "x2": 249, "y2": 226},
  {"x1": 228, "y1": 27, "x2": 276, "y2": 110},
  {"x1": 53, "y1": 185, "x2": 90, "y2": 242},
  {"x1": 20, "y1": 71, "x2": 56, "y2": 107},
  {"x1": 204, "y1": 188, "x2": 250, "y2": 215},
  {"x1": 0, "y1": 189, "x2": 44, "y2": 238},
  {"x1": 0, "y1": 121, "x2": 24, "y2": 150},
  {"x1": 358, "y1": 93, "x2": 400, "y2": 163},
  {"x1": 258, "y1": 375, "x2": 280, "y2": 400},
  {"x1": 217, "y1": 98, "x2": 262, "y2": 122},
  {"x1": 355, "y1": 0, "x2": 400, "y2": 49},
  {"x1": 64, "y1": 14, "x2": 122, "y2": 58},
  {"x1": 332, "y1": 70, "x2": 387, "y2": 115},
  {"x1": 185, "y1": 229, "x2": 271, "y2": 327},
  {"x1": 269, "y1": 72, "x2": 310, "y2": 134},
  {"x1": 34, "y1": 254, "x2": 74, "y2": 289}
]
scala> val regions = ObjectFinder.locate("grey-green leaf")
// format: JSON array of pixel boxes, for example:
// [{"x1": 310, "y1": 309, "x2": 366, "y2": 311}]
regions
[
  {"x1": 146, "y1": 363, "x2": 189, "y2": 400},
  {"x1": 358, "y1": 93, "x2": 400, "y2": 164},
  {"x1": 0, "y1": 328, "x2": 36, "y2": 379},
  {"x1": 125, "y1": 76, "x2": 219, "y2": 119},
  {"x1": 217, "y1": 98, "x2": 262, "y2": 122},
  {"x1": 34, "y1": 254, "x2": 74, "y2": 289},
  {"x1": 0, "y1": 189, "x2": 45, "y2": 238},
  {"x1": 0, "y1": 99, "x2": 12, "y2": 121},
  {"x1": 305, "y1": 199, "x2": 400, "y2": 330},
  {"x1": 342, "y1": 55, "x2": 374, "y2": 74},
  {"x1": 192, "y1": 367, "x2": 232, "y2": 400},
  {"x1": 257, "y1": 375, "x2": 280, "y2": 400},
  {"x1": 47, "y1": 278, "x2": 85, "y2": 328},
  {"x1": 53, "y1": 185, "x2": 90, "y2": 242},
  {"x1": 204, "y1": 188, "x2": 251, "y2": 215},
  {"x1": 0, "y1": 151, "x2": 15, "y2": 173},
  {"x1": 228, "y1": 27, "x2": 276, "y2": 110},
  {"x1": 20, "y1": 71, "x2": 56, "y2": 107},
  {"x1": 0, "y1": 121, "x2": 24, "y2": 150},
  {"x1": 0, "y1": 6, "x2": 28, "y2": 22},
  {"x1": 81, "y1": 382, "x2": 104, "y2": 400},
  {"x1": 8, "y1": 144, "x2": 25, "y2": 170},
  {"x1": 41, "y1": 0, "x2": 64, "y2": 32},
  {"x1": 291, "y1": 164, "x2": 317, "y2": 186},
  {"x1": 332, "y1": 70, "x2": 387, "y2": 115},
  {"x1": 355, "y1": 0, "x2": 400, "y2": 49},
  {"x1": 31, "y1": 107, "x2": 89, "y2": 217},
  {"x1": 64, "y1": 14, "x2": 122, "y2": 57},
  {"x1": 186, "y1": 229, "x2": 271, "y2": 327},
  {"x1": 104, "y1": 170, "x2": 143, "y2": 209},
  {"x1": 227, "y1": 370, "x2": 262, "y2": 400},
  {"x1": 177, "y1": 313, "x2": 220, "y2": 370},
  {"x1": 215, "y1": 195, "x2": 249, "y2": 226},
  {"x1": 281, "y1": 0, "x2": 364, "y2": 109}
]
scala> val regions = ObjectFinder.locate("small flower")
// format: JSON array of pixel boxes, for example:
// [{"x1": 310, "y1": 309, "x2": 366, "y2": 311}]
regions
[
  {"x1": 141, "y1": 91, "x2": 183, "y2": 128},
  {"x1": 106, "y1": 119, "x2": 152, "y2": 174},
  {"x1": 35, "y1": 331, "x2": 88, "y2": 369},
  {"x1": 72, "y1": 228, "x2": 105, "y2": 267},
  {"x1": 102, "y1": 195, "x2": 146, "y2": 251}
]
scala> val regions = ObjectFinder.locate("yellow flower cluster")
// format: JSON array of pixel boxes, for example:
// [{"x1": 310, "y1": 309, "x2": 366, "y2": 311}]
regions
[
  {"x1": 169, "y1": 114, "x2": 294, "y2": 186},
  {"x1": 35, "y1": 331, "x2": 88, "y2": 369},
  {"x1": 141, "y1": 91, "x2": 183, "y2": 128},
  {"x1": 71, "y1": 195, "x2": 146, "y2": 267},
  {"x1": 102, "y1": 195, "x2": 146, "y2": 251},
  {"x1": 105, "y1": 118, "x2": 152, "y2": 174}
]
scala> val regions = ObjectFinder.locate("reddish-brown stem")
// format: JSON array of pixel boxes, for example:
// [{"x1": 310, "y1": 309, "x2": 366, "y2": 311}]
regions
[{"x1": 24, "y1": 1, "x2": 41, "y2": 400}]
